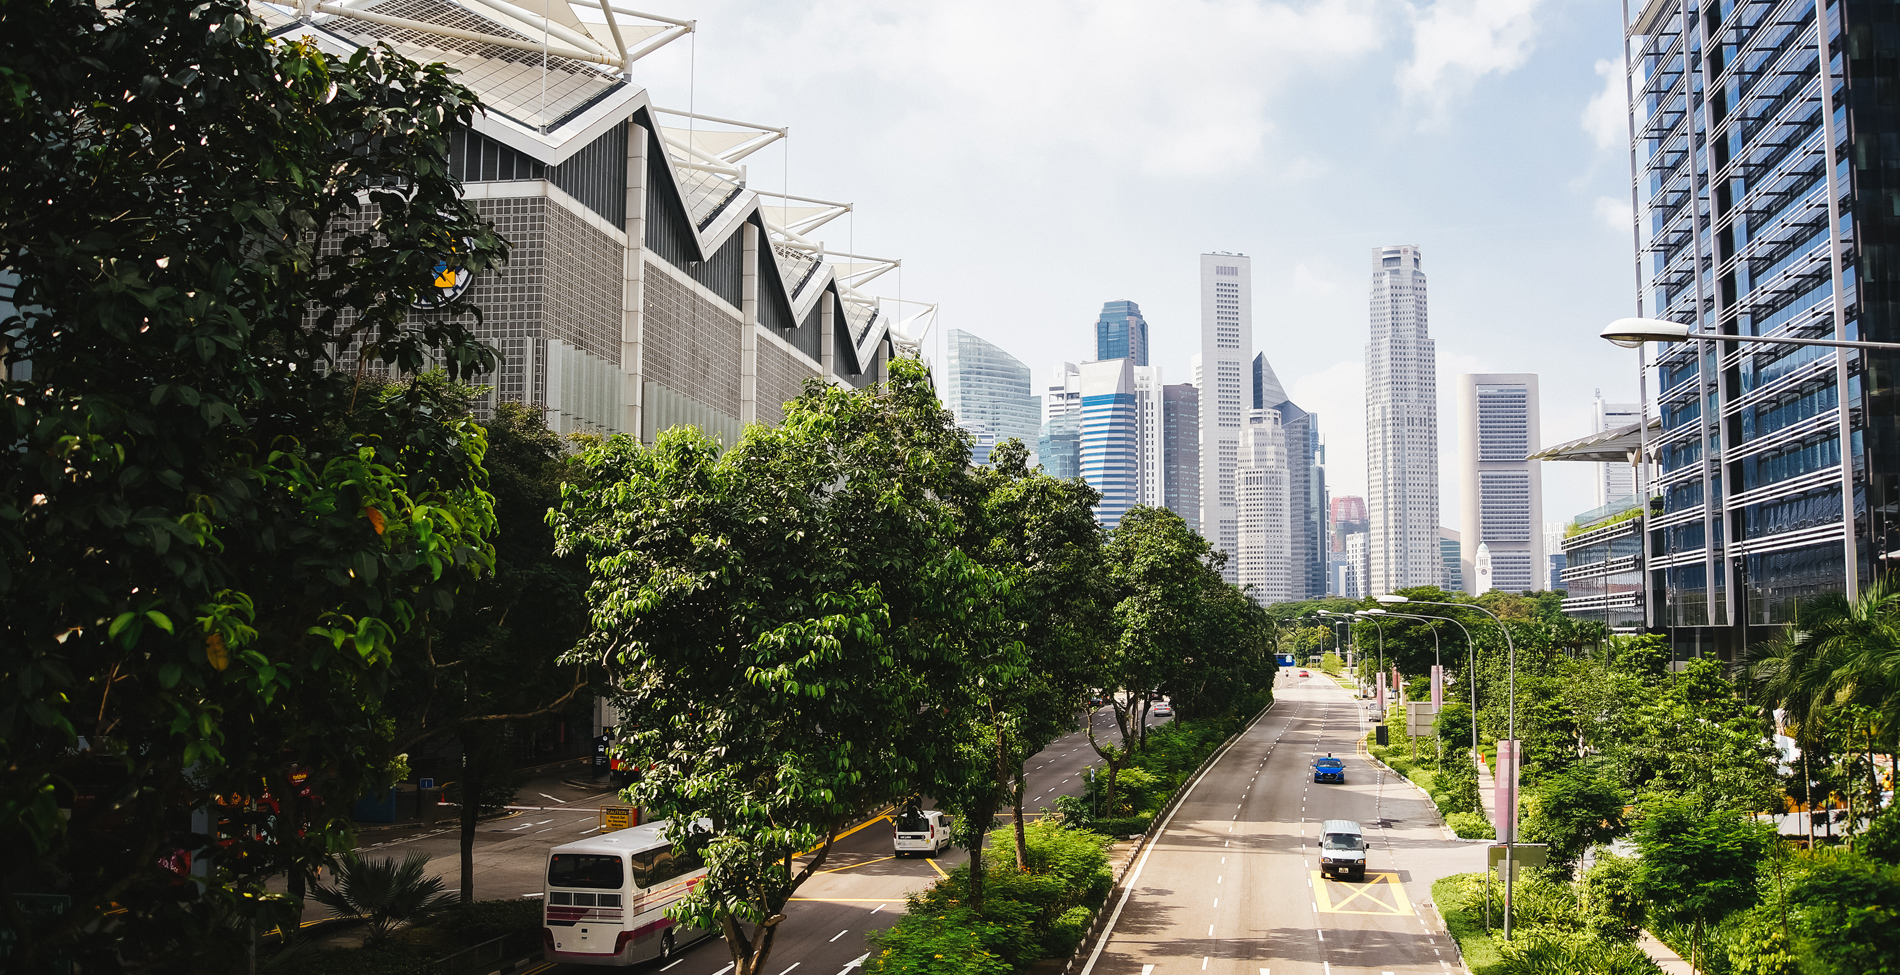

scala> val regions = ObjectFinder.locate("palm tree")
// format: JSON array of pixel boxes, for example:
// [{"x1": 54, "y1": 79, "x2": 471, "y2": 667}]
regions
[{"x1": 311, "y1": 850, "x2": 456, "y2": 945}]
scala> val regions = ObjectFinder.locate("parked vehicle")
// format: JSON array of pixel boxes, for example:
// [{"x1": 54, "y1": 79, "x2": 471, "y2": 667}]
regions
[
  {"x1": 1151, "y1": 702, "x2": 1173, "y2": 717},
  {"x1": 893, "y1": 809, "x2": 954, "y2": 857},
  {"x1": 1311, "y1": 755, "x2": 1345, "y2": 784},
  {"x1": 1317, "y1": 819, "x2": 1367, "y2": 881},
  {"x1": 543, "y1": 821, "x2": 712, "y2": 965}
]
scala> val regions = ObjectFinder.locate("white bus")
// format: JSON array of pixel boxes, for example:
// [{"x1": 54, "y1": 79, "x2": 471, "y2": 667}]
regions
[{"x1": 542, "y1": 821, "x2": 714, "y2": 966}]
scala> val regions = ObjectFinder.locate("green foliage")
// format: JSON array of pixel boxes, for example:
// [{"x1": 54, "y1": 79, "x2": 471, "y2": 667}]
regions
[
  {"x1": 1434, "y1": 871, "x2": 1658, "y2": 975},
  {"x1": 1580, "y1": 854, "x2": 1646, "y2": 939},
  {"x1": 1634, "y1": 798, "x2": 1771, "y2": 968},
  {"x1": 1, "y1": 0, "x2": 507, "y2": 964},
  {"x1": 1863, "y1": 803, "x2": 1900, "y2": 866},
  {"x1": 868, "y1": 821, "x2": 1111, "y2": 973},
  {"x1": 311, "y1": 851, "x2": 457, "y2": 946},
  {"x1": 1436, "y1": 701, "x2": 1475, "y2": 747},
  {"x1": 1321, "y1": 651, "x2": 1344, "y2": 676},
  {"x1": 1784, "y1": 847, "x2": 1900, "y2": 975},
  {"x1": 1524, "y1": 761, "x2": 1630, "y2": 877},
  {"x1": 1434, "y1": 750, "x2": 1483, "y2": 816},
  {"x1": 1724, "y1": 910, "x2": 1799, "y2": 975},
  {"x1": 1493, "y1": 928, "x2": 1662, "y2": 975},
  {"x1": 1448, "y1": 811, "x2": 1497, "y2": 839}
]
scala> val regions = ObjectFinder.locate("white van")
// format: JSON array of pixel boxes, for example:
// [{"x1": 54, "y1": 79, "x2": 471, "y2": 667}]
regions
[
  {"x1": 542, "y1": 821, "x2": 714, "y2": 966},
  {"x1": 892, "y1": 809, "x2": 953, "y2": 857},
  {"x1": 1317, "y1": 819, "x2": 1368, "y2": 881}
]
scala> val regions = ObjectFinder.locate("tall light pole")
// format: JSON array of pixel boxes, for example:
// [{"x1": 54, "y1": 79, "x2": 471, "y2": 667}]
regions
[
  {"x1": 1354, "y1": 610, "x2": 1387, "y2": 714},
  {"x1": 1383, "y1": 611, "x2": 1480, "y2": 762},
  {"x1": 1377, "y1": 594, "x2": 1518, "y2": 938}
]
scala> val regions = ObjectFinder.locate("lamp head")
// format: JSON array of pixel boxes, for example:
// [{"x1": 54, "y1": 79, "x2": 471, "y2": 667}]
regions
[
  {"x1": 1600, "y1": 317, "x2": 1693, "y2": 348},
  {"x1": 1374, "y1": 594, "x2": 1408, "y2": 604}
]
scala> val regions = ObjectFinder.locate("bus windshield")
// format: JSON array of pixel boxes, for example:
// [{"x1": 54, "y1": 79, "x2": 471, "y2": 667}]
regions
[{"x1": 548, "y1": 853, "x2": 625, "y2": 889}]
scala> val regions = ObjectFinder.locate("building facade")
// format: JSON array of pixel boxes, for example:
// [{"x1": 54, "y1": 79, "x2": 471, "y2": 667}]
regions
[
  {"x1": 1134, "y1": 365, "x2": 1165, "y2": 508},
  {"x1": 1040, "y1": 412, "x2": 1082, "y2": 480},
  {"x1": 1255, "y1": 352, "x2": 1326, "y2": 599},
  {"x1": 1344, "y1": 532, "x2": 1369, "y2": 599},
  {"x1": 1330, "y1": 496, "x2": 1369, "y2": 551},
  {"x1": 1622, "y1": 0, "x2": 1900, "y2": 652},
  {"x1": 1079, "y1": 358, "x2": 1138, "y2": 527},
  {"x1": 1163, "y1": 383, "x2": 1202, "y2": 530},
  {"x1": 1096, "y1": 300, "x2": 1150, "y2": 367},
  {"x1": 1365, "y1": 245, "x2": 1441, "y2": 594},
  {"x1": 262, "y1": 1, "x2": 899, "y2": 469},
  {"x1": 945, "y1": 329, "x2": 1039, "y2": 467},
  {"x1": 1236, "y1": 408, "x2": 1293, "y2": 604},
  {"x1": 1594, "y1": 390, "x2": 1640, "y2": 506},
  {"x1": 1456, "y1": 374, "x2": 1544, "y2": 594},
  {"x1": 1199, "y1": 253, "x2": 1253, "y2": 583},
  {"x1": 1439, "y1": 527, "x2": 1464, "y2": 592}
]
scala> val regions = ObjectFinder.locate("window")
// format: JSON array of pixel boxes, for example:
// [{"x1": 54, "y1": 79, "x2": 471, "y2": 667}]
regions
[
  {"x1": 1217, "y1": 266, "x2": 1239, "y2": 276},
  {"x1": 548, "y1": 854, "x2": 625, "y2": 890}
]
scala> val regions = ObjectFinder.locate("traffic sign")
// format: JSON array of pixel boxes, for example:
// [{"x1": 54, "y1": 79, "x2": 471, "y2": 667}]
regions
[
  {"x1": 419, "y1": 778, "x2": 435, "y2": 791},
  {"x1": 599, "y1": 805, "x2": 638, "y2": 833}
]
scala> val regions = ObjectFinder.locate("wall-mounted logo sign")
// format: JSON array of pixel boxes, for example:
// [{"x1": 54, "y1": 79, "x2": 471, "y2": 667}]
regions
[{"x1": 411, "y1": 238, "x2": 476, "y2": 309}]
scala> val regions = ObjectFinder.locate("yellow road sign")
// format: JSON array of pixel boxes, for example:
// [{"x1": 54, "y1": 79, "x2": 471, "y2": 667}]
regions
[
  {"x1": 599, "y1": 805, "x2": 636, "y2": 833},
  {"x1": 1312, "y1": 871, "x2": 1414, "y2": 916}
]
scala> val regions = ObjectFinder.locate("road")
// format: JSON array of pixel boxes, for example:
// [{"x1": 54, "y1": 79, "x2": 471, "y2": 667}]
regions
[
  {"x1": 332, "y1": 703, "x2": 1163, "y2": 974},
  {"x1": 1080, "y1": 671, "x2": 1477, "y2": 975}
]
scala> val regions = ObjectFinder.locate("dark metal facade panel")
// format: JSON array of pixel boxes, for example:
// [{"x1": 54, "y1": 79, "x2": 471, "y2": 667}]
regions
[
  {"x1": 789, "y1": 301, "x2": 823, "y2": 361},
  {"x1": 450, "y1": 124, "x2": 627, "y2": 226}
]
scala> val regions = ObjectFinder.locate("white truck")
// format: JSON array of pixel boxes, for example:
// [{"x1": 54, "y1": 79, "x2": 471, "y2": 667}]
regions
[{"x1": 892, "y1": 809, "x2": 954, "y2": 857}]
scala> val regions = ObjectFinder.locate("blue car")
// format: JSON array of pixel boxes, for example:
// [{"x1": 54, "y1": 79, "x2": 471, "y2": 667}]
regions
[{"x1": 1311, "y1": 756, "x2": 1345, "y2": 783}]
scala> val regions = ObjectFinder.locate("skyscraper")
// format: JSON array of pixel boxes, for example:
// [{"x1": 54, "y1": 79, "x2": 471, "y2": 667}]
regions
[
  {"x1": 1095, "y1": 300, "x2": 1150, "y2": 366},
  {"x1": 1592, "y1": 389, "x2": 1639, "y2": 507},
  {"x1": 1365, "y1": 245, "x2": 1440, "y2": 594},
  {"x1": 1134, "y1": 365, "x2": 1165, "y2": 508},
  {"x1": 1456, "y1": 374, "x2": 1544, "y2": 594},
  {"x1": 1039, "y1": 412, "x2": 1081, "y2": 480},
  {"x1": 1078, "y1": 358, "x2": 1138, "y2": 527},
  {"x1": 945, "y1": 329, "x2": 1039, "y2": 467},
  {"x1": 1236, "y1": 408, "x2": 1293, "y2": 604},
  {"x1": 1255, "y1": 352, "x2": 1326, "y2": 599},
  {"x1": 1439, "y1": 527, "x2": 1464, "y2": 592},
  {"x1": 1045, "y1": 362, "x2": 1081, "y2": 422},
  {"x1": 1163, "y1": 384, "x2": 1201, "y2": 530},
  {"x1": 1199, "y1": 253, "x2": 1252, "y2": 583},
  {"x1": 1330, "y1": 496, "x2": 1369, "y2": 551}
]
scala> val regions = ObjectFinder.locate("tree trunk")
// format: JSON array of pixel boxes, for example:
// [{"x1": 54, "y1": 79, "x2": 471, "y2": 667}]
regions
[
  {"x1": 459, "y1": 751, "x2": 481, "y2": 902},
  {"x1": 1012, "y1": 771, "x2": 1029, "y2": 872},
  {"x1": 968, "y1": 806, "x2": 990, "y2": 912}
]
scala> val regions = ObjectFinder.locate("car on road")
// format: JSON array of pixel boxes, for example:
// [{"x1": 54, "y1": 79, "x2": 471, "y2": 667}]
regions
[
  {"x1": 893, "y1": 809, "x2": 954, "y2": 857},
  {"x1": 1151, "y1": 702, "x2": 1173, "y2": 717},
  {"x1": 1317, "y1": 819, "x2": 1368, "y2": 881},
  {"x1": 1311, "y1": 755, "x2": 1345, "y2": 783},
  {"x1": 1298, "y1": 670, "x2": 1310, "y2": 677}
]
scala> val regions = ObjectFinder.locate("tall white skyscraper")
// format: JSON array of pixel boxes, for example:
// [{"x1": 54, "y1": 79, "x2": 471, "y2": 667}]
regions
[
  {"x1": 1593, "y1": 389, "x2": 1640, "y2": 507},
  {"x1": 1046, "y1": 362, "x2": 1081, "y2": 423},
  {"x1": 1134, "y1": 365, "x2": 1165, "y2": 509},
  {"x1": 1199, "y1": 253, "x2": 1252, "y2": 583},
  {"x1": 1236, "y1": 408, "x2": 1293, "y2": 604},
  {"x1": 1455, "y1": 373, "x2": 1543, "y2": 594},
  {"x1": 1365, "y1": 245, "x2": 1440, "y2": 594}
]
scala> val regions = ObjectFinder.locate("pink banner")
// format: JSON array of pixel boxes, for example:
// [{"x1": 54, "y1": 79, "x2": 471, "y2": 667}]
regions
[
  {"x1": 1430, "y1": 665, "x2": 1444, "y2": 709},
  {"x1": 1495, "y1": 739, "x2": 1520, "y2": 842}
]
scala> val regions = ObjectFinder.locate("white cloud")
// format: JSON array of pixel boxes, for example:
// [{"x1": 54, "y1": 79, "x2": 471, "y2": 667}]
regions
[
  {"x1": 1396, "y1": 0, "x2": 1543, "y2": 116},
  {"x1": 1593, "y1": 195, "x2": 1632, "y2": 233},
  {"x1": 1581, "y1": 57, "x2": 1626, "y2": 150},
  {"x1": 638, "y1": 0, "x2": 1387, "y2": 181}
]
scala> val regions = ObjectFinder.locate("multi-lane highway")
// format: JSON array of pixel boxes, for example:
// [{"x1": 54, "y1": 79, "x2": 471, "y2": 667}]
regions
[{"x1": 1080, "y1": 671, "x2": 1473, "y2": 975}]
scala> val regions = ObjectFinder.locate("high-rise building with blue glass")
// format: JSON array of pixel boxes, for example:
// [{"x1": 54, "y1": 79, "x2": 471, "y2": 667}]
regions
[
  {"x1": 1623, "y1": 0, "x2": 1900, "y2": 655},
  {"x1": 944, "y1": 328, "x2": 1039, "y2": 467},
  {"x1": 1095, "y1": 300, "x2": 1150, "y2": 367},
  {"x1": 1078, "y1": 357, "x2": 1138, "y2": 527}
]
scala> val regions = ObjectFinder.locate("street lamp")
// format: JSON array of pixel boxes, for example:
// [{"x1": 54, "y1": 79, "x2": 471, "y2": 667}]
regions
[
  {"x1": 1380, "y1": 611, "x2": 1480, "y2": 764},
  {"x1": 1599, "y1": 317, "x2": 1900, "y2": 351},
  {"x1": 1377, "y1": 593, "x2": 1520, "y2": 938},
  {"x1": 1354, "y1": 610, "x2": 1387, "y2": 712}
]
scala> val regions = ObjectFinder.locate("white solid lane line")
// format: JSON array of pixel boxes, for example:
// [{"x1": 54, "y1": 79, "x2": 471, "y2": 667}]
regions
[
  {"x1": 830, "y1": 929, "x2": 849, "y2": 943},
  {"x1": 778, "y1": 965, "x2": 800, "y2": 975}
]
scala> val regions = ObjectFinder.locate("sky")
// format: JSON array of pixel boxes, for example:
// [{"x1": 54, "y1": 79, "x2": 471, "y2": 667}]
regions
[{"x1": 623, "y1": 0, "x2": 1643, "y2": 531}]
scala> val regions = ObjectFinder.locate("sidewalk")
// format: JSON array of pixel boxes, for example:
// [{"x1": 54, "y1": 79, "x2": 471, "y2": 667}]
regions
[
  {"x1": 1638, "y1": 931, "x2": 1699, "y2": 975},
  {"x1": 1474, "y1": 750, "x2": 1499, "y2": 825}
]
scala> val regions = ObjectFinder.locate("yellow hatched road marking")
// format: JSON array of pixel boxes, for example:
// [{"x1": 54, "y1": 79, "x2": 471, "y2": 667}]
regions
[
  {"x1": 925, "y1": 857, "x2": 948, "y2": 879},
  {"x1": 819, "y1": 855, "x2": 896, "y2": 874},
  {"x1": 1311, "y1": 870, "x2": 1413, "y2": 916}
]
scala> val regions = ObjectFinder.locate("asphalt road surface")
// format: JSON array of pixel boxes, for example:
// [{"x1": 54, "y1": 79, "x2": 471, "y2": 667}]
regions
[
  {"x1": 332, "y1": 704, "x2": 1164, "y2": 974},
  {"x1": 1079, "y1": 671, "x2": 1475, "y2": 975}
]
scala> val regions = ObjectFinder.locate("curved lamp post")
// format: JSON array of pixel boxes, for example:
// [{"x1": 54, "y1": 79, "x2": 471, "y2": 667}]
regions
[
  {"x1": 1376, "y1": 593, "x2": 1520, "y2": 938},
  {"x1": 1600, "y1": 317, "x2": 1900, "y2": 351},
  {"x1": 1353, "y1": 610, "x2": 1388, "y2": 712}
]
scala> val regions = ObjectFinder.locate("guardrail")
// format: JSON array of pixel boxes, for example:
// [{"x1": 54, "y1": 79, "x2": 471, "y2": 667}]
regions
[{"x1": 415, "y1": 929, "x2": 541, "y2": 975}]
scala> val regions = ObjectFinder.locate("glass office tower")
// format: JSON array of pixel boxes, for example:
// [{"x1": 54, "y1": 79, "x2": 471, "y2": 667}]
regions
[
  {"x1": 1095, "y1": 300, "x2": 1150, "y2": 366},
  {"x1": 1625, "y1": 0, "x2": 1900, "y2": 655}
]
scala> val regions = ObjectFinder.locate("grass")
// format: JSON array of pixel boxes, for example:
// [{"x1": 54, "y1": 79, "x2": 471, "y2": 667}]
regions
[{"x1": 1432, "y1": 873, "x2": 1505, "y2": 974}]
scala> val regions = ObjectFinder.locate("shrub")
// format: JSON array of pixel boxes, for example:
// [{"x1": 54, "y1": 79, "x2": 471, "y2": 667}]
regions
[
  {"x1": 1448, "y1": 812, "x2": 1495, "y2": 839},
  {"x1": 1863, "y1": 802, "x2": 1900, "y2": 866},
  {"x1": 1494, "y1": 928, "x2": 1661, "y2": 975},
  {"x1": 310, "y1": 851, "x2": 455, "y2": 945},
  {"x1": 1725, "y1": 908, "x2": 1799, "y2": 975},
  {"x1": 1079, "y1": 815, "x2": 1151, "y2": 838},
  {"x1": 1785, "y1": 847, "x2": 1900, "y2": 975},
  {"x1": 1042, "y1": 906, "x2": 1092, "y2": 957},
  {"x1": 1321, "y1": 651, "x2": 1342, "y2": 676},
  {"x1": 1580, "y1": 853, "x2": 1645, "y2": 939},
  {"x1": 434, "y1": 899, "x2": 542, "y2": 943},
  {"x1": 1434, "y1": 750, "x2": 1482, "y2": 816}
]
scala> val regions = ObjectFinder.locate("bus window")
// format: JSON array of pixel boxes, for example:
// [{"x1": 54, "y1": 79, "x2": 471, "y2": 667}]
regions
[
  {"x1": 631, "y1": 843, "x2": 705, "y2": 889},
  {"x1": 548, "y1": 853, "x2": 625, "y2": 889}
]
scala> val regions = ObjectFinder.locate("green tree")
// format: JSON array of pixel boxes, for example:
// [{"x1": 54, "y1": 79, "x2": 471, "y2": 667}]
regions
[
  {"x1": 1634, "y1": 798, "x2": 1772, "y2": 971},
  {"x1": 967, "y1": 439, "x2": 1110, "y2": 872},
  {"x1": 311, "y1": 850, "x2": 456, "y2": 946},
  {"x1": 1, "y1": 2, "x2": 505, "y2": 966},
  {"x1": 550, "y1": 359, "x2": 987, "y2": 975},
  {"x1": 1523, "y1": 760, "x2": 1629, "y2": 877},
  {"x1": 1785, "y1": 848, "x2": 1900, "y2": 975}
]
